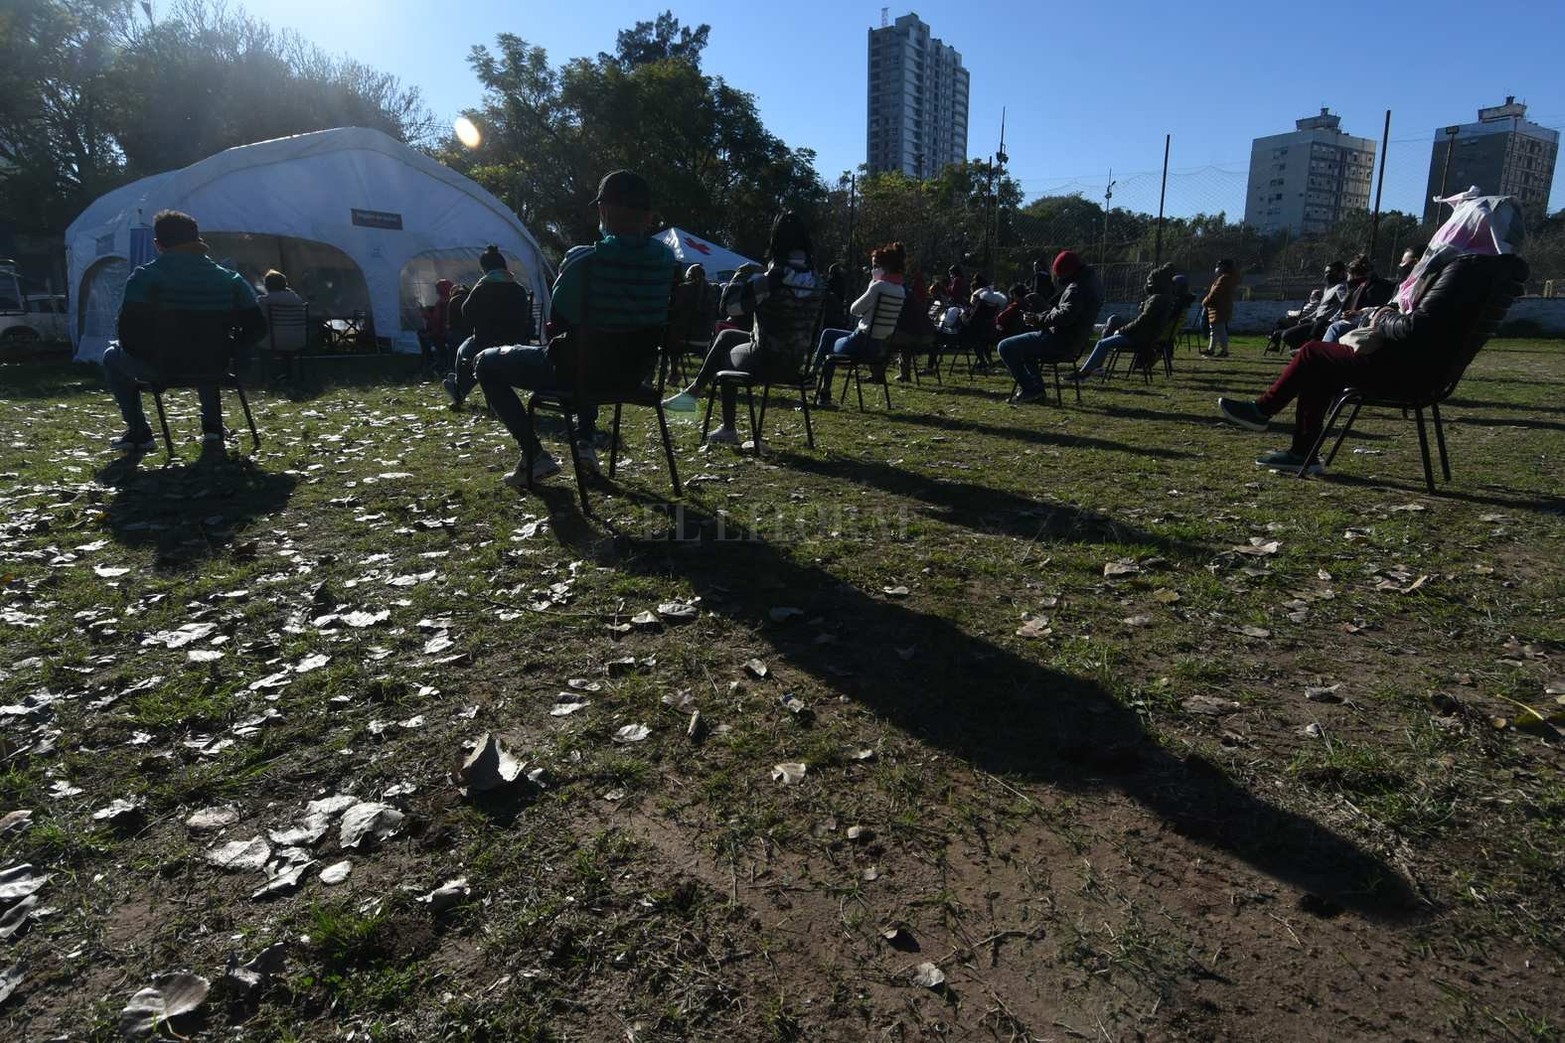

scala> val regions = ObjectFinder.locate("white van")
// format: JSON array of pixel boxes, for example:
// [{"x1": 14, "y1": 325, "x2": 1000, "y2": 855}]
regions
[{"x1": 0, "y1": 260, "x2": 69, "y2": 344}]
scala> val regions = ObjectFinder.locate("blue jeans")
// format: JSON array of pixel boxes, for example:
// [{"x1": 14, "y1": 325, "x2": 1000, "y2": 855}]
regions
[
  {"x1": 474, "y1": 344, "x2": 598, "y2": 456},
  {"x1": 997, "y1": 330, "x2": 1073, "y2": 393},
  {"x1": 450, "y1": 336, "x2": 483, "y2": 398},
  {"x1": 1322, "y1": 317, "x2": 1364, "y2": 343},
  {"x1": 102, "y1": 344, "x2": 222, "y2": 434},
  {"x1": 813, "y1": 327, "x2": 878, "y2": 395},
  {"x1": 1078, "y1": 333, "x2": 1135, "y2": 376}
]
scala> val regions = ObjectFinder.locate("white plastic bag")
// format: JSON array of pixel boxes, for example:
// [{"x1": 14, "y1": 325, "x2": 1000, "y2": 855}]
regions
[{"x1": 1396, "y1": 190, "x2": 1525, "y2": 312}]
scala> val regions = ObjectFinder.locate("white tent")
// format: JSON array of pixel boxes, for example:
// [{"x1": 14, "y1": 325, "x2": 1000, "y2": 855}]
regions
[
  {"x1": 65, "y1": 127, "x2": 554, "y2": 361},
  {"x1": 658, "y1": 227, "x2": 758, "y2": 284}
]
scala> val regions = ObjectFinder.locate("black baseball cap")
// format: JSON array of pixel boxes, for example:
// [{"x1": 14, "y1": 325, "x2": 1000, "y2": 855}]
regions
[{"x1": 592, "y1": 169, "x2": 652, "y2": 211}]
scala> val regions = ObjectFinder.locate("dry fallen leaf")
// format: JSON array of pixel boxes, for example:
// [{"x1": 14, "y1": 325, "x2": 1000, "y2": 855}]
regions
[
  {"x1": 337, "y1": 803, "x2": 404, "y2": 849},
  {"x1": 911, "y1": 962, "x2": 946, "y2": 989},
  {"x1": 771, "y1": 762, "x2": 807, "y2": 785},
  {"x1": 454, "y1": 733, "x2": 524, "y2": 795},
  {"x1": 204, "y1": 837, "x2": 271, "y2": 872},
  {"x1": 119, "y1": 973, "x2": 209, "y2": 1038},
  {"x1": 613, "y1": 723, "x2": 651, "y2": 744}
]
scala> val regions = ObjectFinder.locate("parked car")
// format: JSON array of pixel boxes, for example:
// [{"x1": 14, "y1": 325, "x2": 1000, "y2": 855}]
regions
[
  {"x1": 0, "y1": 295, "x2": 70, "y2": 344},
  {"x1": 0, "y1": 261, "x2": 69, "y2": 344}
]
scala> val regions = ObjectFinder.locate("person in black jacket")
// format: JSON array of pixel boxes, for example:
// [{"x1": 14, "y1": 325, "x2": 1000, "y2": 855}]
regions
[
  {"x1": 1319, "y1": 254, "x2": 1396, "y2": 344},
  {"x1": 1216, "y1": 252, "x2": 1517, "y2": 473},
  {"x1": 443, "y1": 245, "x2": 534, "y2": 409},
  {"x1": 1069, "y1": 264, "x2": 1176, "y2": 380},
  {"x1": 997, "y1": 250, "x2": 1103, "y2": 402}
]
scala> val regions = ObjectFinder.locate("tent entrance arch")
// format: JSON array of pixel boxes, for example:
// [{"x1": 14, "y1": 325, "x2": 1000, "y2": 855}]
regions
[
  {"x1": 78, "y1": 257, "x2": 130, "y2": 344},
  {"x1": 204, "y1": 233, "x2": 371, "y2": 322}
]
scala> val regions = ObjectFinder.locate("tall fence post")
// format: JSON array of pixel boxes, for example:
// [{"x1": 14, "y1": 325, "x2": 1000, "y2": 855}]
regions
[
  {"x1": 1368, "y1": 109, "x2": 1391, "y2": 260},
  {"x1": 1154, "y1": 134, "x2": 1170, "y2": 267}
]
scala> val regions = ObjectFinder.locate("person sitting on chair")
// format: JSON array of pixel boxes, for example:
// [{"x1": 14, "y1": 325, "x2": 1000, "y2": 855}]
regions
[
  {"x1": 1215, "y1": 251, "x2": 1506, "y2": 474},
  {"x1": 660, "y1": 211, "x2": 823, "y2": 445},
  {"x1": 1319, "y1": 254, "x2": 1399, "y2": 343},
  {"x1": 996, "y1": 283, "x2": 1030, "y2": 341},
  {"x1": 474, "y1": 169, "x2": 678, "y2": 490},
  {"x1": 812, "y1": 242, "x2": 908, "y2": 405},
  {"x1": 257, "y1": 269, "x2": 308, "y2": 370},
  {"x1": 1274, "y1": 261, "x2": 1350, "y2": 355},
  {"x1": 103, "y1": 209, "x2": 266, "y2": 451},
  {"x1": 965, "y1": 274, "x2": 1008, "y2": 371},
  {"x1": 996, "y1": 250, "x2": 1103, "y2": 403},
  {"x1": 1070, "y1": 264, "x2": 1177, "y2": 380},
  {"x1": 444, "y1": 245, "x2": 534, "y2": 409}
]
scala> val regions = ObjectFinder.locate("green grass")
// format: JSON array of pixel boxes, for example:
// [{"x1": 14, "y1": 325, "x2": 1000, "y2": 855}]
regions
[{"x1": 0, "y1": 339, "x2": 1562, "y2": 1040}]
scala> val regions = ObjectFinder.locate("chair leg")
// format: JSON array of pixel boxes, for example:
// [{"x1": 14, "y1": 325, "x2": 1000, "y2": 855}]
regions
[
  {"x1": 561, "y1": 410, "x2": 593, "y2": 516},
  {"x1": 1431, "y1": 401, "x2": 1452, "y2": 481},
  {"x1": 152, "y1": 389, "x2": 175, "y2": 461},
  {"x1": 755, "y1": 383, "x2": 770, "y2": 443},
  {"x1": 853, "y1": 367, "x2": 866, "y2": 412},
  {"x1": 609, "y1": 403, "x2": 623, "y2": 478},
  {"x1": 743, "y1": 386, "x2": 759, "y2": 452},
  {"x1": 701, "y1": 384, "x2": 718, "y2": 442},
  {"x1": 232, "y1": 382, "x2": 260, "y2": 451},
  {"x1": 523, "y1": 399, "x2": 538, "y2": 492},
  {"x1": 1323, "y1": 398, "x2": 1362, "y2": 467},
  {"x1": 654, "y1": 406, "x2": 681, "y2": 496},
  {"x1": 1413, "y1": 408, "x2": 1436, "y2": 494},
  {"x1": 796, "y1": 384, "x2": 816, "y2": 449}
]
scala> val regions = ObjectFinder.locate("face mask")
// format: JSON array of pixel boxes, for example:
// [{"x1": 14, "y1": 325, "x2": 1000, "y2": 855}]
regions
[{"x1": 871, "y1": 266, "x2": 885, "y2": 280}]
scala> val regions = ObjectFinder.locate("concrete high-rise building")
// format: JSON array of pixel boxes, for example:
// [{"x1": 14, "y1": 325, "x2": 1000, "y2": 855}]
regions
[
  {"x1": 1243, "y1": 109, "x2": 1377, "y2": 237},
  {"x1": 1423, "y1": 97, "x2": 1558, "y2": 224},
  {"x1": 866, "y1": 13, "x2": 969, "y2": 178}
]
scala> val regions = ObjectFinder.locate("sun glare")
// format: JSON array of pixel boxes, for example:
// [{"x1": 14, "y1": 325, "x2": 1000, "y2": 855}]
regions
[{"x1": 453, "y1": 117, "x2": 482, "y2": 150}]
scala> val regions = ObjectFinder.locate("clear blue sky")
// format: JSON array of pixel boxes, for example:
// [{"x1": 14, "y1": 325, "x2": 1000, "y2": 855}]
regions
[{"x1": 231, "y1": 0, "x2": 1565, "y2": 221}]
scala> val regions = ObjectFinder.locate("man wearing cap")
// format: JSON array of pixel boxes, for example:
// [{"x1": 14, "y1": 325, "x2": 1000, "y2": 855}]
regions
[
  {"x1": 474, "y1": 169, "x2": 679, "y2": 489},
  {"x1": 996, "y1": 250, "x2": 1103, "y2": 403},
  {"x1": 102, "y1": 209, "x2": 267, "y2": 451},
  {"x1": 443, "y1": 245, "x2": 535, "y2": 409}
]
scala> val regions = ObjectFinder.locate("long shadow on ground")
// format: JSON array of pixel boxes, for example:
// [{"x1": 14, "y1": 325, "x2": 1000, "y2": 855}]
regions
[
  {"x1": 540, "y1": 488, "x2": 1421, "y2": 923},
  {"x1": 887, "y1": 410, "x2": 1202, "y2": 459},
  {"x1": 770, "y1": 450, "x2": 1213, "y2": 554},
  {"x1": 95, "y1": 448, "x2": 298, "y2": 566}
]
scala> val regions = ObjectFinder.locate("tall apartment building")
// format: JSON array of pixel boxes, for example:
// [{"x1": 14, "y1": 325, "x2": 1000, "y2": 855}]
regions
[
  {"x1": 866, "y1": 13, "x2": 969, "y2": 178},
  {"x1": 1243, "y1": 109, "x2": 1377, "y2": 237},
  {"x1": 1422, "y1": 97, "x2": 1558, "y2": 224}
]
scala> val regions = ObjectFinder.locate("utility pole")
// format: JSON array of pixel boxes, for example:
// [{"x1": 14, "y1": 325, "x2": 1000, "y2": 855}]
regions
[
  {"x1": 990, "y1": 108, "x2": 1008, "y2": 276},
  {"x1": 1101, "y1": 170, "x2": 1116, "y2": 267},
  {"x1": 846, "y1": 173, "x2": 857, "y2": 266},
  {"x1": 1438, "y1": 125, "x2": 1461, "y2": 200}
]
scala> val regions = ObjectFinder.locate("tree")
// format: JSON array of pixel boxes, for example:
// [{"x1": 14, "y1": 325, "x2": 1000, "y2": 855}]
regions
[
  {"x1": 0, "y1": 0, "x2": 132, "y2": 235},
  {"x1": 451, "y1": 18, "x2": 825, "y2": 260},
  {"x1": 0, "y1": 0, "x2": 432, "y2": 238},
  {"x1": 603, "y1": 11, "x2": 710, "y2": 71}
]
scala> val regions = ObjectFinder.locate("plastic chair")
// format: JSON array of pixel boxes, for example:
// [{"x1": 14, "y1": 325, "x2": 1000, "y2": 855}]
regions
[
  {"x1": 133, "y1": 310, "x2": 261, "y2": 459},
  {"x1": 702, "y1": 283, "x2": 829, "y2": 453}
]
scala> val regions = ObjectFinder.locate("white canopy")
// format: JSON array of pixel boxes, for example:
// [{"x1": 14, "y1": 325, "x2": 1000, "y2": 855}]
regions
[
  {"x1": 65, "y1": 127, "x2": 554, "y2": 361},
  {"x1": 658, "y1": 227, "x2": 758, "y2": 283}
]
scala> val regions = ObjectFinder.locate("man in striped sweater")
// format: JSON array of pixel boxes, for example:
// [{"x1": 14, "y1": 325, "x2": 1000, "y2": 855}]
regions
[
  {"x1": 476, "y1": 169, "x2": 679, "y2": 490},
  {"x1": 103, "y1": 210, "x2": 267, "y2": 451}
]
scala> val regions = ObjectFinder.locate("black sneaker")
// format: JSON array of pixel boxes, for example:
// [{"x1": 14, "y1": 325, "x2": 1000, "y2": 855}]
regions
[
  {"x1": 1256, "y1": 449, "x2": 1325, "y2": 476},
  {"x1": 1217, "y1": 397, "x2": 1269, "y2": 432},
  {"x1": 109, "y1": 429, "x2": 156, "y2": 452},
  {"x1": 442, "y1": 375, "x2": 464, "y2": 410}
]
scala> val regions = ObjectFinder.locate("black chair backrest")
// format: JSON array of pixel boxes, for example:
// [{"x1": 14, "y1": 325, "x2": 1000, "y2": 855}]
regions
[
  {"x1": 1430, "y1": 253, "x2": 1529, "y2": 402},
  {"x1": 553, "y1": 255, "x2": 675, "y2": 401},
  {"x1": 149, "y1": 309, "x2": 242, "y2": 383},
  {"x1": 755, "y1": 283, "x2": 830, "y2": 375}
]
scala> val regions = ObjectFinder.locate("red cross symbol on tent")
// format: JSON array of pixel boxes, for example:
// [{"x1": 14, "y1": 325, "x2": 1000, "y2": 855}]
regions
[{"x1": 682, "y1": 236, "x2": 712, "y2": 255}]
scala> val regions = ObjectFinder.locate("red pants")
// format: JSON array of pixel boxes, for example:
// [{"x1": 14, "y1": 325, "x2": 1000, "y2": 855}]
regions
[{"x1": 1257, "y1": 340, "x2": 1407, "y2": 456}]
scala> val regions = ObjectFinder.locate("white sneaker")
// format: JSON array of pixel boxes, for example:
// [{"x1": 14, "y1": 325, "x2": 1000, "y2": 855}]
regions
[
  {"x1": 662, "y1": 390, "x2": 699, "y2": 412},
  {"x1": 704, "y1": 426, "x2": 740, "y2": 446},
  {"x1": 504, "y1": 451, "x2": 561, "y2": 490},
  {"x1": 574, "y1": 441, "x2": 601, "y2": 477}
]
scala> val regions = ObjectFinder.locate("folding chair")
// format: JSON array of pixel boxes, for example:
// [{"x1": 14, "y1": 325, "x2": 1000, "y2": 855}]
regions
[
  {"x1": 263, "y1": 298, "x2": 310, "y2": 384},
  {"x1": 702, "y1": 283, "x2": 829, "y2": 453},
  {"x1": 1301, "y1": 254, "x2": 1528, "y2": 493},
  {"x1": 831, "y1": 292, "x2": 903, "y2": 411},
  {"x1": 134, "y1": 310, "x2": 261, "y2": 460},
  {"x1": 525, "y1": 328, "x2": 682, "y2": 517}
]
